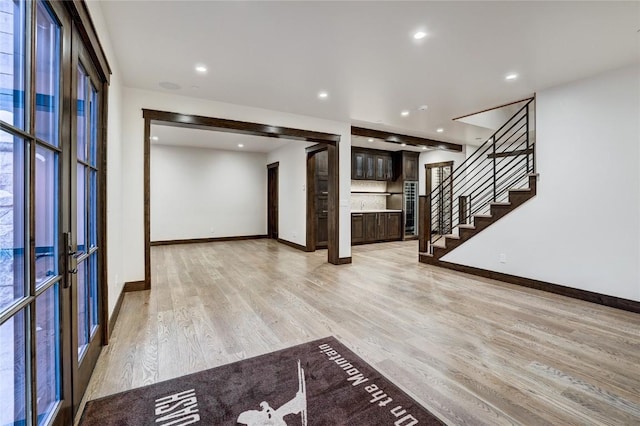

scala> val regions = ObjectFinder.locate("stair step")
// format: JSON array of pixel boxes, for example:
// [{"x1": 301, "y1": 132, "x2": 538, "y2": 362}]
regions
[
  {"x1": 458, "y1": 224, "x2": 476, "y2": 230},
  {"x1": 509, "y1": 188, "x2": 532, "y2": 192},
  {"x1": 443, "y1": 234, "x2": 460, "y2": 240},
  {"x1": 474, "y1": 214, "x2": 492, "y2": 219}
]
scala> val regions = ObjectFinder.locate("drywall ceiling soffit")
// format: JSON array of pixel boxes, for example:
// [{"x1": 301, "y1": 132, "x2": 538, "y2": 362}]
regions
[
  {"x1": 99, "y1": 1, "x2": 640, "y2": 145},
  {"x1": 150, "y1": 123, "x2": 297, "y2": 153}
]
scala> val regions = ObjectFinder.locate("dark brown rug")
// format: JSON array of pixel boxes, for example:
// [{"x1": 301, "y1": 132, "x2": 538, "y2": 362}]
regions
[{"x1": 81, "y1": 336, "x2": 443, "y2": 425}]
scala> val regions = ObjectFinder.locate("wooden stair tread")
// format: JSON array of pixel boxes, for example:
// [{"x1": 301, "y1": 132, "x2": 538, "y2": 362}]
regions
[
  {"x1": 458, "y1": 224, "x2": 476, "y2": 230},
  {"x1": 474, "y1": 214, "x2": 492, "y2": 218},
  {"x1": 490, "y1": 202, "x2": 511, "y2": 206},
  {"x1": 509, "y1": 188, "x2": 532, "y2": 192}
]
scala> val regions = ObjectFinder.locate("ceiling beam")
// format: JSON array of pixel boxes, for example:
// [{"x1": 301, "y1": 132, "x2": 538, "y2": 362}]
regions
[{"x1": 351, "y1": 126, "x2": 463, "y2": 152}]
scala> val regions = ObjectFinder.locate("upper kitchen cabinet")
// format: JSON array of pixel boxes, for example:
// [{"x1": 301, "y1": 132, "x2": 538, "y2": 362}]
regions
[
  {"x1": 352, "y1": 148, "x2": 394, "y2": 181},
  {"x1": 394, "y1": 151, "x2": 420, "y2": 181}
]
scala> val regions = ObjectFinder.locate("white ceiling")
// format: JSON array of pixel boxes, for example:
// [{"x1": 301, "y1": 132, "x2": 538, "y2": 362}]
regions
[
  {"x1": 150, "y1": 123, "x2": 297, "y2": 153},
  {"x1": 98, "y1": 1, "x2": 640, "y2": 145}
]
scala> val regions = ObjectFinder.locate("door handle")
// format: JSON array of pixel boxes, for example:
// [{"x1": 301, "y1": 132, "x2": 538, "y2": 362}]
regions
[{"x1": 63, "y1": 232, "x2": 81, "y2": 288}]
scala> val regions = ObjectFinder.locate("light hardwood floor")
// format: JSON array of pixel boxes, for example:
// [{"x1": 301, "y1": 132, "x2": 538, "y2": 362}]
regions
[{"x1": 83, "y1": 240, "x2": 640, "y2": 425}]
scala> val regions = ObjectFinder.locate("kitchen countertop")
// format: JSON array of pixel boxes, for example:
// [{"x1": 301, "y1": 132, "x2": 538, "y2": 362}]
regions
[{"x1": 351, "y1": 209, "x2": 402, "y2": 213}]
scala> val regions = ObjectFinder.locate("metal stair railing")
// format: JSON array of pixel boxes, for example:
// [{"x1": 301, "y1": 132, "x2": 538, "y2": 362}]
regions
[{"x1": 425, "y1": 98, "x2": 535, "y2": 253}]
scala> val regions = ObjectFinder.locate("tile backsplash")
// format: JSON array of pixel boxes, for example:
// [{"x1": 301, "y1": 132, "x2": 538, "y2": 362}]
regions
[{"x1": 350, "y1": 180, "x2": 388, "y2": 211}]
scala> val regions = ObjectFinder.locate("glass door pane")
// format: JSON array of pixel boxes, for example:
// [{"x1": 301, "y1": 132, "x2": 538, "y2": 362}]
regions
[
  {"x1": 35, "y1": 284, "x2": 60, "y2": 425},
  {"x1": 0, "y1": 309, "x2": 27, "y2": 425},
  {"x1": 75, "y1": 66, "x2": 99, "y2": 359},
  {"x1": 0, "y1": 130, "x2": 26, "y2": 311}
]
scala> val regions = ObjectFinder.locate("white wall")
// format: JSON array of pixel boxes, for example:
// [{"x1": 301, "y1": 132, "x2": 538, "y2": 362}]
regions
[
  {"x1": 443, "y1": 65, "x2": 640, "y2": 301},
  {"x1": 85, "y1": 1, "x2": 125, "y2": 319},
  {"x1": 266, "y1": 142, "x2": 313, "y2": 246},
  {"x1": 150, "y1": 145, "x2": 267, "y2": 241},
  {"x1": 121, "y1": 88, "x2": 352, "y2": 282}
]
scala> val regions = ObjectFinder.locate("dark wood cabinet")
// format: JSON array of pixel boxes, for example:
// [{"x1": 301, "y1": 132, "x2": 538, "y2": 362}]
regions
[
  {"x1": 404, "y1": 153, "x2": 418, "y2": 181},
  {"x1": 351, "y1": 214, "x2": 364, "y2": 243},
  {"x1": 352, "y1": 151, "x2": 365, "y2": 180},
  {"x1": 363, "y1": 213, "x2": 378, "y2": 242},
  {"x1": 375, "y1": 154, "x2": 386, "y2": 180},
  {"x1": 386, "y1": 212, "x2": 402, "y2": 240},
  {"x1": 385, "y1": 155, "x2": 394, "y2": 180},
  {"x1": 352, "y1": 148, "x2": 394, "y2": 181},
  {"x1": 364, "y1": 153, "x2": 375, "y2": 180},
  {"x1": 376, "y1": 212, "x2": 387, "y2": 239},
  {"x1": 351, "y1": 212, "x2": 402, "y2": 245},
  {"x1": 393, "y1": 151, "x2": 419, "y2": 181}
]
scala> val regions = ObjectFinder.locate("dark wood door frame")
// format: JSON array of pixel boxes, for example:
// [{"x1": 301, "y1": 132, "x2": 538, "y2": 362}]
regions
[
  {"x1": 426, "y1": 161, "x2": 454, "y2": 236},
  {"x1": 267, "y1": 162, "x2": 279, "y2": 239},
  {"x1": 141, "y1": 110, "x2": 342, "y2": 289}
]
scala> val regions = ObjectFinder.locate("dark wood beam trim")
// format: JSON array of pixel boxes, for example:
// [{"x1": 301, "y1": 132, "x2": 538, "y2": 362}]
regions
[
  {"x1": 123, "y1": 280, "x2": 147, "y2": 293},
  {"x1": 338, "y1": 257, "x2": 352, "y2": 265},
  {"x1": 487, "y1": 148, "x2": 534, "y2": 159},
  {"x1": 65, "y1": 1, "x2": 112, "y2": 83},
  {"x1": 143, "y1": 116, "x2": 151, "y2": 290},
  {"x1": 267, "y1": 162, "x2": 279, "y2": 169},
  {"x1": 327, "y1": 144, "x2": 340, "y2": 265},
  {"x1": 351, "y1": 126, "x2": 463, "y2": 152},
  {"x1": 277, "y1": 238, "x2": 312, "y2": 252},
  {"x1": 151, "y1": 235, "x2": 268, "y2": 246},
  {"x1": 420, "y1": 257, "x2": 640, "y2": 314},
  {"x1": 143, "y1": 109, "x2": 340, "y2": 144},
  {"x1": 425, "y1": 161, "x2": 454, "y2": 169},
  {"x1": 107, "y1": 285, "x2": 125, "y2": 340},
  {"x1": 306, "y1": 143, "x2": 328, "y2": 154}
]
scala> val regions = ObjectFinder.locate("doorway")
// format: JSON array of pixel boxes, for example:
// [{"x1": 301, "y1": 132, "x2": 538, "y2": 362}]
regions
[
  {"x1": 0, "y1": 1, "x2": 109, "y2": 425},
  {"x1": 141, "y1": 110, "x2": 342, "y2": 289},
  {"x1": 267, "y1": 162, "x2": 279, "y2": 239},
  {"x1": 426, "y1": 161, "x2": 454, "y2": 236}
]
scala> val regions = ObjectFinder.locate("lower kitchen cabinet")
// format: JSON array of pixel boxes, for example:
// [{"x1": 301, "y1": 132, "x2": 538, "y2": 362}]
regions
[{"x1": 351, "y1": 212, "x2": 402, "y2": 245}]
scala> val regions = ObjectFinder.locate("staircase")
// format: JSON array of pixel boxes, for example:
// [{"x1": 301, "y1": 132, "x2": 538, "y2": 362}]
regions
[{"x1": 419, "y1": 98, "x2": 536, "y2": 263}]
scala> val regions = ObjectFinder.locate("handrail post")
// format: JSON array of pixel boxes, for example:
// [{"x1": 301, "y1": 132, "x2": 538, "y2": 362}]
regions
[
  {"x1": 492, "y1": 136, "x2": 497, "y2": 201},
  {"x1": 526, "y1": 103, "x2": 530, "y2": 173},
  {"x1": 418, "y1": 195, "x2": 430, "y2": 253}
]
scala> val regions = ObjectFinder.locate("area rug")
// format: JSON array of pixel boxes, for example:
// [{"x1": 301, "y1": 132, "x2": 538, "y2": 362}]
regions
[{"x1": 81, "y1": 336, "x2": 443, "y2": 425}]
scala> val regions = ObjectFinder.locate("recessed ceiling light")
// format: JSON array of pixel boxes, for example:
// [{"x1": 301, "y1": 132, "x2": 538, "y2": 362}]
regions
[
  {"x1": 418, "y1": 105, "x2": 428, "y2": 111},
  {"x1": 421, "y1": 146, "x2": 427, "y2": 150},
  {"x1": 368, "y1": 138, "x2": 374, "y2": 142},
  {"x1": 195, "y1": 65, "x2": 207, "y2": 73},
  {"x1": 413, "y1": 31, "x2": 427, "y2": 40},
  {"x1": 505, "y1": 73, "x2": 518, "y2": 81},
  {"x1": 238, "y1": 144, "x2": 244, "y2": 148},
  {"x1": 436, "y1": 128, "x2": 444, "y2": 133},
  {"x1": 151, "y1": 136, "x2": 158, "y2": 141},
  {"x1": 400, "y1": 143, "x2": 407, "y2": 147},
  {"x1": 401, "y1": 110, "x2": 410, "y2": 117},
  {"x1": 318, "y1": 91, "x2": 328, "y2": 99}
]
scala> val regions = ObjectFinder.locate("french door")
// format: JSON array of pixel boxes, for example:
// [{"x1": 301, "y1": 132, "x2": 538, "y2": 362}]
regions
[{"x1": 0, "y1": 1, "x2": 106, "y2": 425}]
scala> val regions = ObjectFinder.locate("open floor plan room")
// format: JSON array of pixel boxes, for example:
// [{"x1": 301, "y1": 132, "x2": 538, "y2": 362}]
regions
[{"x1": 84, "y1": 240, "x2": 640, "y2": 425}]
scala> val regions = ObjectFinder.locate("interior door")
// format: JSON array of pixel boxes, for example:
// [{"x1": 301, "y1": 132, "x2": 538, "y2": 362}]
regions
[{"x1": 1, "y1": 1, "x2": 106, "y2": 424}]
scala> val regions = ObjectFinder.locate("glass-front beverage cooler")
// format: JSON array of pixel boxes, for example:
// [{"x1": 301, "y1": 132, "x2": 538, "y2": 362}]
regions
[{"x1": 403, "y1": 181, "x2": 418, "y2": 237}]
